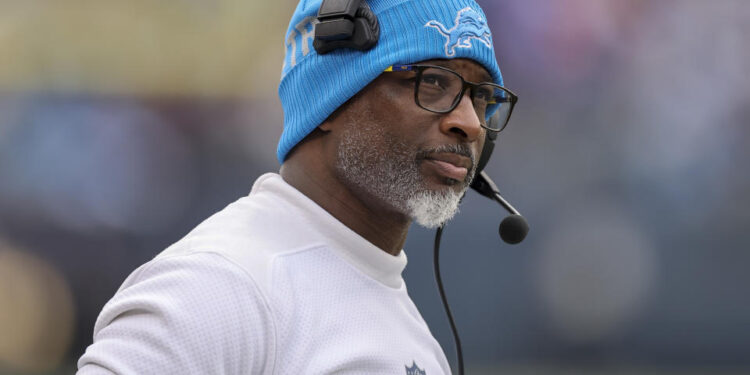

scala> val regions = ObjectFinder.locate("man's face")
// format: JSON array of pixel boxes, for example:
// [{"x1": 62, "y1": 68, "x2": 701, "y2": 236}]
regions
[{"x1": 331, "y1": 58, "x2": 489, "y2": 228}]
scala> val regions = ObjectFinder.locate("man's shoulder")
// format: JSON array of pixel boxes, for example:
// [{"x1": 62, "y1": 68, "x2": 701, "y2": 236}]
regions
[{"x1": 153, "y1": 182, "x2": 326, "y2": 292}]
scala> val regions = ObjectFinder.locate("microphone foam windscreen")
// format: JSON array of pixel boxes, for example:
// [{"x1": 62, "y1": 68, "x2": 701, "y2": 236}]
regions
[{"x1": 499, "y1": 214, "x2": 529, "y2": 244}]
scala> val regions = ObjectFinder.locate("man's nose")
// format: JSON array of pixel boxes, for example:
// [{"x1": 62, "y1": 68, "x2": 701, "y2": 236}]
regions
[{"x1": 438, "y1": 91, "x2": 482, "y2": 142}]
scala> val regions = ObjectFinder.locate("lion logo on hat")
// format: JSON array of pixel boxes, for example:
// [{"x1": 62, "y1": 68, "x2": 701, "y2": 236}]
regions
[{"x1": 425, "y1": 7, "x2": 492, "y2": 57}]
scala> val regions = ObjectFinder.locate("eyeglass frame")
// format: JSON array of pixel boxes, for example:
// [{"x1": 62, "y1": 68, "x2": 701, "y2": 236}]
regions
[{"x1": 383, "y1": 64, "x2": 518, "y2": 133}]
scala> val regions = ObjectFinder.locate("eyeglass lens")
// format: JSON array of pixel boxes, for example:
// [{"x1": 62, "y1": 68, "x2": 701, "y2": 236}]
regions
[{"x1": 417, "y1": 67, "x2": 512, "y2": 131}]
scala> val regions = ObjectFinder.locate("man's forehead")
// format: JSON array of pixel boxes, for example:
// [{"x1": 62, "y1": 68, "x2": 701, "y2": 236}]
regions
[{"x1": 416, "y1": 58, "x2": 493, "y2": 83}]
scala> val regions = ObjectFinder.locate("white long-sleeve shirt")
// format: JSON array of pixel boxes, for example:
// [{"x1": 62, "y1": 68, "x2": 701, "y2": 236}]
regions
[{"x1": 78, "y1": 173, "x2": 450, "y2": 374}]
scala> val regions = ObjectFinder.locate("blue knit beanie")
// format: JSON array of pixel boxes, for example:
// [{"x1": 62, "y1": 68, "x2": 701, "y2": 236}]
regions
[{"x1": 277, "y1": 0, "x2": 504, "y2": 163}]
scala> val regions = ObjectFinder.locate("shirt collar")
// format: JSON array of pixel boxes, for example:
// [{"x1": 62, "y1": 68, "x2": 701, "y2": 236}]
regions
[{"x1": 250, "y1": 173, "x2": 407, "y2": 289}]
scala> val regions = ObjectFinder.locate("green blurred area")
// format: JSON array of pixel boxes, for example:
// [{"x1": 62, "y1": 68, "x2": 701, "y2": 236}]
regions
[{"x1": 0, "y1": 0, "x2": 294, "y2": 97}]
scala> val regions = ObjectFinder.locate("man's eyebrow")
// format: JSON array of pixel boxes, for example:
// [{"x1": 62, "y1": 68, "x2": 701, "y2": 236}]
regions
[
  {"x1": 478, "y1": 71, "x2": 492, "y2": 83},
  {"x1": 469, "y1": 68, "x2": 492, "y2": 83},
  {"x1": 421, "y1": 60, "x2": 493, "y2": 82}
]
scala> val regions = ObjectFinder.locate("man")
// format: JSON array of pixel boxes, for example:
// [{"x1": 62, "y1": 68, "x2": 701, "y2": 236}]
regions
[{"x1": 78, "y1": 0, "x2": 515, "y2": 373}]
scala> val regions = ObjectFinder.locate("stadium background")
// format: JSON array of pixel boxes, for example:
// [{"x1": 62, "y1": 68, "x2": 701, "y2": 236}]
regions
[{"x1": 0, "y1": 0, "x2": 749, "y2": 373}]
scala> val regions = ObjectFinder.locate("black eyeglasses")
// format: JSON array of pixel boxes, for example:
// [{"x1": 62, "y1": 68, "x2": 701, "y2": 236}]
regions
[{"x1": 384, "y1": 64, "x2": 518, "y2": 132}]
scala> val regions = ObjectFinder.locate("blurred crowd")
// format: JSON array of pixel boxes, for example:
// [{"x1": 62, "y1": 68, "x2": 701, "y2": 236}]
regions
[{"x1": 0, "y1": 0, "x2": 748, "y2": 373}]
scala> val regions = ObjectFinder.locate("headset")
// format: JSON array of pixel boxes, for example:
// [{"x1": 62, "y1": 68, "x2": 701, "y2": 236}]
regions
[
  {"x1": 313, "y1": 0, "x2": 380, "y2": 54},
  {"x1": 314, "y1": 1, "x2": 528, "y2": 373}
]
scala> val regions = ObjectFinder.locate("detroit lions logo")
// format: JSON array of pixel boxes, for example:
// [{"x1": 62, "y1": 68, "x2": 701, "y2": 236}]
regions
[
  {"x1": 425, "y1": 7, "x2": 492, "y2": 57},
  {"x1": 405, "y1": 361, "x2": 427, "y2": 375}
]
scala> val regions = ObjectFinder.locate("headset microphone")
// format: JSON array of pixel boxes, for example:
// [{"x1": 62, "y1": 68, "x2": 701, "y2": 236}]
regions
[
  {"x1": 471, "y1": 171, "x2": 529, "y2": 244},
  {"x1": 434, "y1": 111, "x2": 528, "y2": 375},
  {"x1": 469, "y1": 110, "x2": 529, "y2": 244}
]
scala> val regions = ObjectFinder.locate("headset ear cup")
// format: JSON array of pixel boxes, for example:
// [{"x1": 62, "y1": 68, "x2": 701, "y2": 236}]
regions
[
  {"x1": 314, "y1": 0, "x2": 379, "y2": 54},
  {"x1": 351, "y1": 17, "x2": 378, "y2": 50},
  {"x1": 355, "y1": 2, "x2": 380, "y2": 47}
]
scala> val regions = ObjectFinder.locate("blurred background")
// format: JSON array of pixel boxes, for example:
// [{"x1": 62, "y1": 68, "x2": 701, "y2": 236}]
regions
[{"x1": 0, "y1": 0, "x2": 748, "y2": 374}]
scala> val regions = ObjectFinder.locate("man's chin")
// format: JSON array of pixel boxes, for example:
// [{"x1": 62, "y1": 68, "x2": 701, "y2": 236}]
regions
[
  {"x1": 424, "y1": 177, "x2": 473, "y2": 198},
  {"x1": 406, "y1": 187, "x2": 463, "y2": 229}
]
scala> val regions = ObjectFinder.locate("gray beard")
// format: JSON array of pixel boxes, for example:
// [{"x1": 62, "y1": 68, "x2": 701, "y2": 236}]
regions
[{"x1": 334, "y1": 109, "x2": 475, "y2": 228}]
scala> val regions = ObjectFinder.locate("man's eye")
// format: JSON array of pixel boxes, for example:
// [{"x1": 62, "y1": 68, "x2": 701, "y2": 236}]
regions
[
  {"x1": 421, "y1": 75, "x2": 445, "y2": 88},
  {"x1": 475, "y1": 89, "x2": 492, "y2": 101}
]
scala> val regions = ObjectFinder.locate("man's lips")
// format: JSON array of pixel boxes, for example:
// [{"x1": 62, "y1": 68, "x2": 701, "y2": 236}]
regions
[{"x1": 423, "y1": 152, "x2": 473, "y2": 182}]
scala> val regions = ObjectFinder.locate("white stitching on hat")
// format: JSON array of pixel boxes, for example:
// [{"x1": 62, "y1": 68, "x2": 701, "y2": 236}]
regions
[{"x1": 424, "y1": 7, "x2": 492, "y2": 57}]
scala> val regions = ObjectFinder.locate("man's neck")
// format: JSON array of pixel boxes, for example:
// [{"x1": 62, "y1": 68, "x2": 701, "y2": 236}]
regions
[{"x1": 279, "y1": 161, "x2": 410, "y2": 256}]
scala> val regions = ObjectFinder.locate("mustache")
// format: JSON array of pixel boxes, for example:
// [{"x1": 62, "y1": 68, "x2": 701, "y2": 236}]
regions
[{"x1": 417, "y1": 143, "x2": 477, "y2": 174}]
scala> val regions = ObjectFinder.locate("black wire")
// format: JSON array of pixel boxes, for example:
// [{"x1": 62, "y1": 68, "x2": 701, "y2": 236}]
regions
[{"x1": 433, "y1": 225, "x2": 464, "y2": 375}]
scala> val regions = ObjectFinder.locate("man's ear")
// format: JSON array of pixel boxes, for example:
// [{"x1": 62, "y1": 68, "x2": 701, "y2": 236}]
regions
[
  {"x1": 319, "y1": 106, "x2": 348, "y2": 132},
  {"x1": 318, "y1": 120, "x2": 335, "y2": 132},
  {"x1": 318, "y1": 109, "x2": 349, "y2": 132}
]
